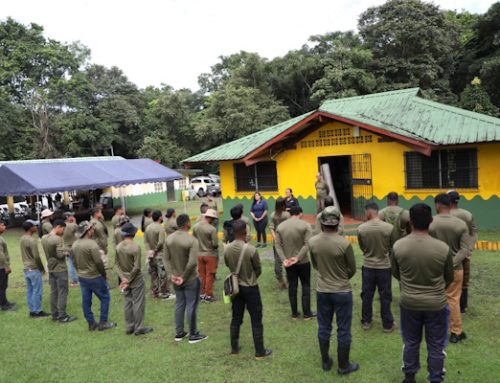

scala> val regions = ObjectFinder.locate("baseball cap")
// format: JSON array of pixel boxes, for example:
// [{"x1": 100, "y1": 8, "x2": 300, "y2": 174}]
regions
[
  {"x1": 320, "y1": 206, "x2": 341, "y2": 226},
  {"x1": 121, "y1": 222, "x2": 138, "y2": 237},
  {"x1": 447, "y1": 190, "x2": 460, "y2": 203},
  {"x1": 22, "y1": 219, "x2": 39, "y2": 231},
  {"x1": 53, "y1": 219, "x2": 66, "y2": 228}
]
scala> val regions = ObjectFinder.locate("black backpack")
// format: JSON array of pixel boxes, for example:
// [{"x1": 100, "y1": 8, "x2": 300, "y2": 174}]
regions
[{"x1": 223, "y1": 219, "x2": 235, "y2": 243}]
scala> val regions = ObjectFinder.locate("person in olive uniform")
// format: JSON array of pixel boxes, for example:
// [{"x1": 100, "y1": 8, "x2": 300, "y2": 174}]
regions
[
  {"x1": 41, "y1": 209, "x2": 54, "y2": 236},
  {"x1": 275, "y1": 206, "x2": 315, "y2": 320},
  {"x1": 193, "y1": 209, "x2": 219, "y2": 302},
  {"x1": 392, "y1": 203, "x2": 454, "y2": 383},
  {"x1": 111, "y1": 205, "x2": 125, "y2": 229},
  {"x1": 63, "y1": 212, "x2": 79, "y2": 287},
  {"x1": 313, "y1": 196, "x2": 344, "y2": 236},
  {"x1": 206, "y1": 193, "x2": 219, "y2": 230},
  {"x1": 163, "y1": 214, "x2": 207, "y2": 344},
  {"x1": 164, "y1": 208, "x2": 178, "y2": 236},
  {"x1": 269, "y1": 197, "x2": 290, "y2": 289},
  {"x1": 379, "y1": 192, "x2": 410, "y2": 241},
  {"x1": 429, "y1": 193, "x2": 470, "y2": 344},
  {"x1": 307, "y1": 206, "x2": 358, "y2": 375},
  {"x1": 0, "y1": 219, "x2": 15, "y2": 311},
  {"x1": 72, "y1": 221, "x2": 116, "y2": 331},
  {"x1": 315, "y1": 172, "x2": 330, "y2": 213},
  {"x1": 224, "y1": 220, "x2": 272, "y2": 359},
  {"x1": 116, "y1": 223, "x2": 153, "y2": 336},
  {"x1": 448, "y1": 190, "x2": 477, "y2": 313},
  {"x1": 41, "y1": 219, "x2": 77, "y2": 323},
  {"x1": 20, "y1": 220, "x2": 49, "y2": 318},
  {"x1": 357, "y1": 203, "x2": 396, "y2": 332},
  {"x1": 90, "y1": 208, "x2": 109, "y2": 266},
  {"x1": 113, "y1": 215, "x2": 130, "y2": 250},
  {"x1": 141, "y1": 208, "x2": 153, "y2": 233}
]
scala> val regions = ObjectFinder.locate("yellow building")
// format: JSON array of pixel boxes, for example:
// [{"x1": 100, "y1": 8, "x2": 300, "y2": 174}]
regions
[{"x1": 184, "y1": 88, "x2": 500, "y2": 228}]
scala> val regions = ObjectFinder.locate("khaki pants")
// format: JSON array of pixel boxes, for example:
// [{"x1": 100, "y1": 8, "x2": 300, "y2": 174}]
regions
[
  {"x1": 446, "y1": 269, "x2": 463, "y2": 335},
  {"x1": 124, "y1": 275, "x2": 146, "y2": 332}
]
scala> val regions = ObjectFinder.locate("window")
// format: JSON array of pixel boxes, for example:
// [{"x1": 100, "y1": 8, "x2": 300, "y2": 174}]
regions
[
  {"x1": 404, "y1": 148, "x2": 478, "y2": 189},
  {"x1": 154, "y1": 182, "x2": 164, "y2": 193},
  {"x1": 234, "y1": 161, "x2": 278, "y2": 192}
]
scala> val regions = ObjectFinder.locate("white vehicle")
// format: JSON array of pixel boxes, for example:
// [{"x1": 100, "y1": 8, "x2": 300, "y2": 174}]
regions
[{"x1": 189, "y1": 176, "x2": 221, "y2": 197}]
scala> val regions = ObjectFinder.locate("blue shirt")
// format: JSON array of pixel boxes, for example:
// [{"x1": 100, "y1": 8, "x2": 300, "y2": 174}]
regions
[{"x1": 251, "y1": 199, "x2": 268, "y2": 219}]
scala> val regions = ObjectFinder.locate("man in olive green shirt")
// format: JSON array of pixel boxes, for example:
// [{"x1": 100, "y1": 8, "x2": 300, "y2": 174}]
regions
[
  {"x1": 379, "y1": 192, "x2": 410, "y2": 241},
  {"x1": 111, "y1": 205, "x2": 125, "y2": 229},
  {"x1": 193, "y1": 209, "x2": 219, "y2": 302},
  {"x1": 448, "y1": 191, "x2": 477, "y2": 314},
  {"x1": 0, "y1": 219, "x2": 15, "y2": 311},
  {"x1": 112, "y1": 215, "x2": 130, "y2": 250},
  {"x1": 308, "y1": 206, "x2": 358, "y2": 375},
  {"x1": 315, "y1": 172, "x2": 330, "y2": 213},
  {"x1": 116, "y1": 223, "x2": 153, "y2": 336},
  {"x1": 41, "y1": 209, "x2": 54, "y2": 236},
  {"x1": 206, "y1": 193, "x2": 219, "y2": 230},
  {"x1": 275, "y1": 206, "x2": 314, "y2": 320},
  {"x1": 164, "y1": 208, "x2": 178, "y2": 235},
  {"x1": 90, "y1": 208, "x2": 108, "y2": 265},
  {"x1": 163, "y1": 214, "x2": 207, "y2": 344},
  {"x1": 224, "y1": 220, "x2": 272, "y2": 359},
  {"x1": 429, "y1": 193, "x2": 470, "y2": 344},
  {"x1": 357, "y1": 202, "x2": 396, "y2": 332},
  {"x1": 223, "y1": 205, "x2": 251, "y2": 244},
  {"x1": 72, "y1": 221, "x2": 116, "y2": 332},
  {"x1": 144, "y1": 210, "x2": 171, "y2": 299},
  {"x1": 392, "y1": 203, "x2": 454, "y2": 383},
  {"x1": 313, "y1": 196, "x2": 344, "y2": 235},
  {"x1": 21, "y1": 220, "x2": 49, "y2": 317},
  {"x1": 63, "y1": 213, "x2": 79, "y2": 286},
  {"x1": 42, "y1": 219, "x2": 77, "y2": 323}
]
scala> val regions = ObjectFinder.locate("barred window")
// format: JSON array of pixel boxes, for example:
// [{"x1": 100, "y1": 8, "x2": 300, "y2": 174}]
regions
[
  {"x1": 154, "y1": 182, "x2": 164, "y2": 193},
  {"x1": 405, "y1": 148, "x2": 478, "y2": 189},
  {"x1": 234, "y1": 162, "x2": 278, "y2": 192}
]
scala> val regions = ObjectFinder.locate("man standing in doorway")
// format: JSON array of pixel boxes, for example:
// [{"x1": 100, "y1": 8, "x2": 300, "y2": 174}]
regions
[
  {"x1": 193, "y1": 209, "x2": 219, "y2": 302},
  {"x1": 357, "y1": 203, "x2": 396, "y2": 332},
  {"x1": 448, "y1": 191, "x2": 477, "y2": 313},
  {"x1": 315, "y1": 172, "x2": 330, "y2": 214},
  {"x1": 379, "y1": 192, "x2": 410, "y2": 241},
  {"x1": 275, "y1": 206, "x2": 315, "y2": 320},
  {"x1": 429, "y1": 193, "x2": 470, "y2": 344},
  {"x1": 163, "y1": 214, "x2": 207, "y2": 344},
  {"x1": 392, "y1": 203, "x2": 454, "y2": 383}
]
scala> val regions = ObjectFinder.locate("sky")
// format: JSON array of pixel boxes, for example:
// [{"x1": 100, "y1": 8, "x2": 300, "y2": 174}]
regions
[{"x1": 1, "y1": 0, "x2": 496, "y2": 90}]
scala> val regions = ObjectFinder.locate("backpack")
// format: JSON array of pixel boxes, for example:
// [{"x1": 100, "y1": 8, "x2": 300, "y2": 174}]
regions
[
  {"x1": 223, "y1": 219, "x2": 235, "y2": 243},
  {"x1": 223, "y1": 244, "x2": 247, "y2": 298}
]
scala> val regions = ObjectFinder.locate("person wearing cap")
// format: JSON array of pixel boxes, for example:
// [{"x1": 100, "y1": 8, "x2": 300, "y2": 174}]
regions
[
  {"x1": 269, "y1": 197, "x2": 290, "y2": 289},
  {"x1": 313, "y1": 196, "x2": 344, "y2": 236},
  {"x1": 0, "y1": 219, "x2": 15, "y2": 311},
  {"x1": 115, "y1": 223, "x2": 153, "y2": 336},
  {"x1": 63, "y1": 213, "x2": 79, "y2": 287},
  {"x1": 41, "y1": 219, "x2": 77, "y2": 323},
  {"x1": 392, "y1": 203, "x2": 454, "y2": 383},
  {"x1": 378, "y1": 192, "x2": 410, "y2": 241},
  {"x1": 111, "y1": 205, "x2": 125, "y2": 229},
  {"x1": 90, "y1": 208, "x2": 109, "y2": 265},
  {"x1": 20, "y1": 220, "x2": 50, "y2": 318},
  {"x1": 163, "y1": 214, "x2": 207, "y2": 344},
  {"x1": 164, "y1": 208, "x2": 178, "y2": 236},
  {"x1": 144, "y1": 210, "x2": 171, "y2": 300},
  {"x1": 193, "y1": 208, "x2": 219, "y2": 302},
  {"x1": 41, "y1": 209, "x2": 54, "y2": 236},
  {"x1": 275, "y1": 206, "x2": 315, "y2": 320},
  {"x1": 429, "y1": 193, "x2": 470, "y2": 344},
  {"x1": 306, "y1": 206, "x2": 358, "y2": 375},
  {"x1": 448, "y1": 190, "x2": 477, "y2": 313},
  {"x1": 357, "y1": 202, "x2": 396, "y2": 332},
  {"x1": 315, "y1": 172, "x2": 330, "y2": 214},
  {"x1": 236, "y1": 203, "x2": 252, "y2": 239},
  {"x1": 113, "y1": 215, "x2": 130, "y2": 250},
  {"x1": 72, "y1": 221, "x2": 116, "y2": 331},
  {"x1": 224, "y1": 220, "x2": 272, "y2": 359}
]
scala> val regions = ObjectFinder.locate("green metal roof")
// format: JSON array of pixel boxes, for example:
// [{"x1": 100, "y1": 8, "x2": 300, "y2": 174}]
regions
[{"x1": 183, "y1": 88, "x2": 500, "y2": 163}]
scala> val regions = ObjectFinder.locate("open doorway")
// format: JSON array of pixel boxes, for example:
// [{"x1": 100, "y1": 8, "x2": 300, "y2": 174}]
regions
[{"x1": 319, "y1": 156, "x2": 352, "y2": 216}]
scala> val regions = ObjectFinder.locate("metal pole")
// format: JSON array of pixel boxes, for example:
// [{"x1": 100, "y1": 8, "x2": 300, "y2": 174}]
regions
[{"x1": 119, "y1": 186, "x2": 126, "y2": 214}]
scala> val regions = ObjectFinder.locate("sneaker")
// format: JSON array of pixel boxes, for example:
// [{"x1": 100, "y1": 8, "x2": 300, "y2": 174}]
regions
[
  {"x1": 361, "y1": 321, "x2": 372, "y2": 330},
  {"x1": 126, "y1": 328, "x2": 135, "y2": 335},
  {"x1": 1, "y1": 303, "x2": 16, "y2": 311},
  {"x1": 175, "y1": 331, "x2": 188, "y2": 342},
  {"x1": 88, "y1": 322, "x2": 99, "y2": 331},
  {"x1": 255, "y1": 349, "x2": 273, "y2": 360},
  {"x1": 30, "y1": 311, "x2": 50, "y2": 318},
  {"x1": 135, "y1": 327, "x2": 154, "y2": 336},
  {"x1": 204, "y1": 296, "x2": 216, "y2": 303},
  {"x1": 449, "y1": 332, "x2": 467, "y2": 343},
  {"x1": 304, "y1": 312, "x2": 317, "y2": 321},
  {"x1": 98, "y1": 321, "x2": 117, "y2": 331},
  {"x1": 162, "y1": 294, "x2": 175, "y2": 301},
  {"x1": 291, "y1": 312, "x2": 301, "y2": 320},
  {"x1": 58, "y1": 315, "x2": 77, "y2": 323},
  {"x1": 231, "y1": 346, "x2": 241, "y2": 356},
  {"x1": 199, "y1": 294, "x2": 206, "y2": 300},
  {"x1": 383, "y1": 323, "x2": 397, "y2": 333},
  {"x1": 188, "y1": 332, "x2": 208, "y2": 344}
]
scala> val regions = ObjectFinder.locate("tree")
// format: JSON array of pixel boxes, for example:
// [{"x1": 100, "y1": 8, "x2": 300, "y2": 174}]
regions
[
  {"x1": 459, "y1": 77, "x2": 499, "y2": 117},
  {"x1": 137, "y1": 130, "x2": 190, "y2": 168}
]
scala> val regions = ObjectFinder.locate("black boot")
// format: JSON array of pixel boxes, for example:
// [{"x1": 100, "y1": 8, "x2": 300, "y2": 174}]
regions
[
  {"x1": 319, "y1": 339, "x2": 333, "y2": 371},
  {"x1": 460, "y1": 288, "x2": 468, "y2": 313},
  {"x1": 337, "y1": 343, "x2": 359, "y2": 375},
  {"x1": 252, "y1": 325, "x2": 272, "y2": 359},
  {"x1": 402, "y1": 373, "x2": 416, "y2": 383},
  {"x1": 230, "y1": 325, "x2": 240, "y2": 355}
]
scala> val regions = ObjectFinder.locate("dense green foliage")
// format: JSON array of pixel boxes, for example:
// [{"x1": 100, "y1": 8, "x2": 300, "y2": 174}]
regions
[{"x1": 1, "y1": 0, "x2": 499, "y2": 167}]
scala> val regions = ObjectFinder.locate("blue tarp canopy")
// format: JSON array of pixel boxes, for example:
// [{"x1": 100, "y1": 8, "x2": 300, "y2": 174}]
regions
[{"x1": 0, "y1": 158, "x2": 182, "y2": 196}]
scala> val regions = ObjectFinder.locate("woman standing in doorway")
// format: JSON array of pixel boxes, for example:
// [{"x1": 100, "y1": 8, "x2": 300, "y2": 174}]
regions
[
  {"x1": 284, "y1": 188, "x2": 300, "y2": 211},
  {"x1": 250, "y1": 192, "x2": 269, "y2": 248}
]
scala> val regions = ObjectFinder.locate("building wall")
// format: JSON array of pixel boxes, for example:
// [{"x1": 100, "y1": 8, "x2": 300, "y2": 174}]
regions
[{"x1": 220, "y1": 121, "x2": 500, "y2": 228}]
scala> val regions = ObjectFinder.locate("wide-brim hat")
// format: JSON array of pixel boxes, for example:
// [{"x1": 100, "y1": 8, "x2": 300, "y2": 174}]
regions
[
  {"x1": 41, "y1": 209, "x2": 54, "y2": 219},
  {"x1": 118, "y1": 215, "x2": 130, "y2": 226},
  {"x1": 204, "y1": 209, "x2": 218, "y2": 219},
  {"x1": 320, "y1": 206, "x2": 341, "y2": 226},
  {"x1": 77, "y1": 221, "x2": 95, "y2": 238}
]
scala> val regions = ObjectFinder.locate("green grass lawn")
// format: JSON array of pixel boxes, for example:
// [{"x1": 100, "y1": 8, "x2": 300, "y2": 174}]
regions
[{"x1": 1, "y1": 227, "x2": 499, "y2": 383}]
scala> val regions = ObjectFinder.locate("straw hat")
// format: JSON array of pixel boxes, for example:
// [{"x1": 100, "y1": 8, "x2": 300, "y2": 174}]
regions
[
  {"x1": 41, "y1": 209, "x2": 54, "y2": 219},
  {"x1": 204, "y1": 209, "x2": 218, "y2": 219}
]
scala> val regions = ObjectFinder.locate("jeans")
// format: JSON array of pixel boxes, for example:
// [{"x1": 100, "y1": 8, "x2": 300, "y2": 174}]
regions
[
  {"x1": 317, "y1": 291, "x2": 353, "y2": 346},
  {"x1": 79, "y1": 276, "x2": 110, "y2": 325},
  {"x1": 253, "y1": 218, "x2": 268, "y2": 244},
  {"x1": 272, "y1": 246, "x2": 283, "y2": 279},
  {"x1": 198, "y1": 256, "x2": 218, "y2": 297},
  {"x1": 361, "y1": 267, "x2": 394, "y2": 329},
  {"x1": 231, "y1": 285, "x2": 264, "y2": 354},
  {"x1": 0, "y1": 268, "x2": 9, "y2": 307},
  {"x1": 285, "y1": 262, "x2": 312, "y2": 316},
  {"x1": 174, "y1": 278, "x2": 201, "y2": 335},
  {"x1": 400, "y1": 305, "x2": 448, "y2": 383},
  {"x1": 68, "y1": 255, "x2": 78, "y2": 284},
  {"x1": 24, "y1": 270, "x2": 43, "y2": 313},
  {"x1": 49, "y1": 271, "x2": 69, "y2": 318}
]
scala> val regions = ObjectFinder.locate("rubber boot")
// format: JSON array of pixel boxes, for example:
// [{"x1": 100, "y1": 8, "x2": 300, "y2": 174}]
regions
[
  {"x1": 319, "y1": 339, "x2": 333, "y2": 371},
  {"x1": 460, "y1": 288, "x2": 468, "y2": 313},
  {"x1": 252, "y1": 326, "x2": 272, "y2": 359},
  {"x1": 337, "y1": 343, "x2": 359, "y2": 375},
  {"x1": 230, "y1": 325, "x2": 240, "y2": 355},
  {"x1": 402, "y1": 373, "x2": 416, "y2": 383}
]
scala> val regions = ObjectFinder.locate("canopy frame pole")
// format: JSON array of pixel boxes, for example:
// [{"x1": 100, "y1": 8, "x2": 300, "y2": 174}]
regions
[{"x1": 120, "y1": 186, "x2": 126, "y2": 214}]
